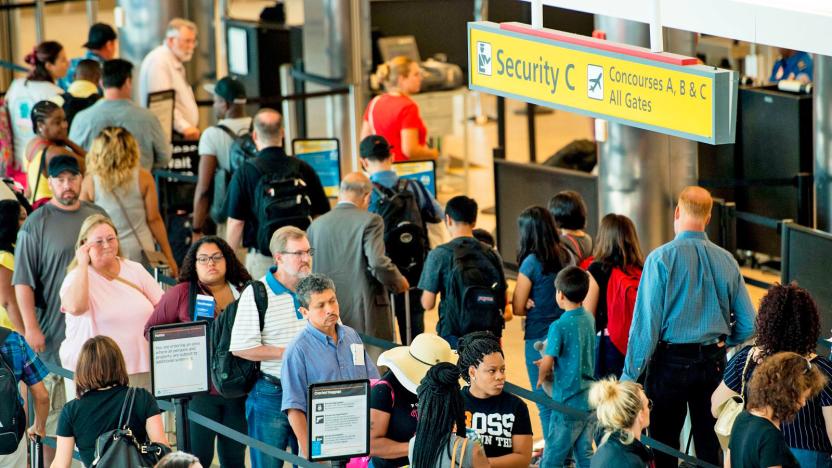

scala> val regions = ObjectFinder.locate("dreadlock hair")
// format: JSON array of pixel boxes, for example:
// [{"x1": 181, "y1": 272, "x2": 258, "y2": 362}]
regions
[
  {"x1": 411, "y1": 362, "x2": 466, "y2": 468},
  {"x1": 457, "y1": 331, "x2": 503, "y2": 384}
]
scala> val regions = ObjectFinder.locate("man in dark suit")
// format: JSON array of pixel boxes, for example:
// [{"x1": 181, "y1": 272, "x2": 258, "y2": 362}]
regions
[{"x1": 307, "y1": 172, "x2": 408, "y2": 349}]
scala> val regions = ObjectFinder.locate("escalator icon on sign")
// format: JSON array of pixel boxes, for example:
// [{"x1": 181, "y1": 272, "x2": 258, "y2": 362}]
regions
[
  {"x1": 587, "y1": 65, "x2": 604, "y2": 100},
  {"x1": 477, "y1": 42, "x2": 492, "y2": 76}
]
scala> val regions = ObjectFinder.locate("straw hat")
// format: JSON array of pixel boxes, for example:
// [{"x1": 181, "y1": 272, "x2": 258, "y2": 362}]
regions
[{"x1": 378, "y1": 334, "x2": 457, "y2": 395}]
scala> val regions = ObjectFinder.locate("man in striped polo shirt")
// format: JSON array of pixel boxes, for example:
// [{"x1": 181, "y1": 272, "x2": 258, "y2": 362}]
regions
[{"x1": 229, "y1": 226, "x2": 310, "y2": 468}]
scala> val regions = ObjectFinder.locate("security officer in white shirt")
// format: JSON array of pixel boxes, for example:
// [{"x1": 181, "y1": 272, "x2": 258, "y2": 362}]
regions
[{"x1": 138, "y1": 18, "x2": 201, "y2": 140}]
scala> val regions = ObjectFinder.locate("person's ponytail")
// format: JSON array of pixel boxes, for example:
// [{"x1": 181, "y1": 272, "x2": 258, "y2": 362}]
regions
[{"x1": 25, "y1": 41, "x2": 63, "y2": 83}]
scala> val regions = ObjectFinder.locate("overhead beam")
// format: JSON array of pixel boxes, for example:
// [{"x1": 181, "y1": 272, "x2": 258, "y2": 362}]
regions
[{"x1": 523, "y1": 0, "x2": 832, "y2": 57}]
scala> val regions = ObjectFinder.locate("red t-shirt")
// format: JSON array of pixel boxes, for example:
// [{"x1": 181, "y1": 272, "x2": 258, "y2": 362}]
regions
[{"x1": 362, "y1": 93, "x2": 427, "y2": 162}]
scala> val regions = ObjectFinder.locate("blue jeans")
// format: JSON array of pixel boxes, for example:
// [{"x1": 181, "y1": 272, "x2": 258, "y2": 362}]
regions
[
  {"x1": 542, "y1": 415, "x2": 595, "y2": 468},
  {"x1": 524, "y1": 339, "x2": 552, "y2": 434},
  {"x1": 246, "y1": 377, "x2": 298, "y2": 468},
  {"x1": 791, "y1": 448, "x2": 832, "y2": 468}
]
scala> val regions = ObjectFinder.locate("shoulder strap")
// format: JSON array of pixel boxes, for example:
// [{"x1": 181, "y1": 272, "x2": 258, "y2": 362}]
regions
[
  {"x1": 0, "y1": 327, "x2": 13, "y2": 372},
  {"x1": 117, "y1": 387, "x2": 137, "y2": 429},
  {"x1": 112, "y1": 276, "x2": 146, "y2": 297},
  {"x1": 456, "y1": 436, "x2": 469, "y2": 468},
  {"x1": 450, "y1": 436, "x2": 461, "y2": 468},
  {"x1": 739, "y1": 347, "x2": 754, "y2": 398},
  {"x1": 250, "y1": 281, "x2": 268, "y2": 332},
  {"x1": 563, "y1": 234, "x2": 583, "y2": 258},
  {"x1": 30, "y1": 146, "x2": 48, "y2": 203},
  {"x1": 112, "y1": 192, "x2": 151, "y2": 252},
  {"x1": 395, "y1": 178, "x2": 410, "y2": 193},
  {"x1": 367, "y1": 96, "x2": 381, "y2": 135},
  {"x1": 215, "y1": 124, "x2": 237, "y2": 140}
]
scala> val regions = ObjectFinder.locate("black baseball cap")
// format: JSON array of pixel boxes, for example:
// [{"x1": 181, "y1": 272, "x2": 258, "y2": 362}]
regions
[
  {"x1": 359, "y1": 135, "x2": 392, "y2": 159},
  {"x1": 48, "y1": 156, "x2": 81, "y2": 177},
  {"x1": 83, "y1": 23, "x2": 117, "y2": 49},
  {"x1": 204, "y1": 77, "x2": 247, "y2": 104}
]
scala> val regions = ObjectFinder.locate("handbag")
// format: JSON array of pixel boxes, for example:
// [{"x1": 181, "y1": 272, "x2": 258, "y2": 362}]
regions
[
  {"x1": 112, "y1": 192, "x2": 168, "y2": 270},
  {"x1": 714, "y1": 347, "x2": 754, "y2": 450},
  {"x1": 92, "y1": 388, "x2": 171, "y2": 467}
]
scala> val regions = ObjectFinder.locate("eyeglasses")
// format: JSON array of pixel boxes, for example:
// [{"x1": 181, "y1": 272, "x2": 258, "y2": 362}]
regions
[
  {"x1": 281, "y1": 249, "x2": 314, "y2": 258},
  {"x1": 196, "y1": 254, "x2": 225, "y2": 265},
  {"x1": 88, "y1": 236, "x2": 116, "y2": 248}
]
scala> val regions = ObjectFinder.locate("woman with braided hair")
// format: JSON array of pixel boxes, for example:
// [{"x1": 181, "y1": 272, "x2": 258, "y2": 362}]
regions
[
  {"x1": 457, "y1": 332, "x2": 532, "y2": 468},
  {"x1": 712, "y1": 283, "x2": 832, "y2": 467},
  {"x1": 408, "y1": 362, "x2": 489, "y2": 468}
]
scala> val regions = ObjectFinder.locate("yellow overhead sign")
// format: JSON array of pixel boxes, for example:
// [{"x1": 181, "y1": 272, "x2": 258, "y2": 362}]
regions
[{"x1": 468, "y1": 22, "x2": 738, "y2": 144}]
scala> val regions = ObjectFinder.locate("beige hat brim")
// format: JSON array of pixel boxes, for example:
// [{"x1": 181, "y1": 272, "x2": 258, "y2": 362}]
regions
[{"x1": 378, "y1": 345, "x2": 458, "y2": 395}]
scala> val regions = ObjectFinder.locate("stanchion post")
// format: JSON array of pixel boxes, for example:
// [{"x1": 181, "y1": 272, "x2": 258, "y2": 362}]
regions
[
  {"x1": 174, "y1": 397, "x2": 191, "y2": 453},
  {"x1": 796, "y1": 172, "x2": 814, "y2": 227}
]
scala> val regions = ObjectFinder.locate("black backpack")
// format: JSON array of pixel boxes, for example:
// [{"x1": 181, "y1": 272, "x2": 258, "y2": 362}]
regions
[
  {"x1": 210, "y1": 281, "x2": 268, "y2": 398},
  {"x1": 0, "y1": 327, "x2": 26, "y2": 455},
  {"x1": 60, "y1": 92, "x2": 100, "y2": 130},
  {"x1": 445, "y1": 240, "x2": 506, "y2": 337},
  {"x1": 251, "y1": 157, "x2": 313, "y2": 255},
  {"x1": 211, "y1": 123, "x2": 257, "y2": 224},
  {"x1": 370, "y1": 180, "x2": 428, "y2": 284}
]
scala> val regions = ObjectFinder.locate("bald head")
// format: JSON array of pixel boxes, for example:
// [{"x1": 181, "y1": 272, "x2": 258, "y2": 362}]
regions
[
  {"x1": 675, "y1": 186, "x2": 712, "y2": 232},
  {"x1": 252, "y1": 108, "x2": 284, "y2": 150},
  {"x1": 339, "y1": 172, "x2": 373, "y2": 209}
]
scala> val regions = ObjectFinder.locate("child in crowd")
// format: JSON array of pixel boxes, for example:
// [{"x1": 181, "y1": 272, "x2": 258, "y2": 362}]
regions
[{"x1": 537, "y1": 266, "x2": 596, "y2": 467}]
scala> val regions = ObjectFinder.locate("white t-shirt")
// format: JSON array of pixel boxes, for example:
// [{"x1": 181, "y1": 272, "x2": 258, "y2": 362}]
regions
[
  {"x1": 228, "y1": 275, "x2": 306, "y2": 379},
  {"x1": 198, "y1": 116, "x2": 252, "y2": 171},
  {"x1": 5, "y1": 78, "x2": 62, "y2": 167}
]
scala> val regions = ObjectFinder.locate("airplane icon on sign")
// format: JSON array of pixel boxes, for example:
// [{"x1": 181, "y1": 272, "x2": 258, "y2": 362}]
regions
[
  {"x1": 589, "y1": 74, "x2": 602, "y2": 92},
  {"x1": 587, "y1": 64, "x2": 604, "y2": 100}
]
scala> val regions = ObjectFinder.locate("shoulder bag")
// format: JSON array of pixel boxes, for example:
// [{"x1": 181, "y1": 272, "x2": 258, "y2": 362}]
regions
[
  {"x1": 91, "y1": 387, "x2": 170, "y2": 467},
  {"x1": 714, "y1": 347, "x2": 754, "y2": 450}
]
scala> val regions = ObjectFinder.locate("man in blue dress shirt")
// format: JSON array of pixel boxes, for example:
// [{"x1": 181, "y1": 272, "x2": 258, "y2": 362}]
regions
[
  {"x1": 281, "y1": 273, "x2": 380, "y2": 459},
  {"x1": 622, "y1": 186, "x2": 755, "y2": 468}
]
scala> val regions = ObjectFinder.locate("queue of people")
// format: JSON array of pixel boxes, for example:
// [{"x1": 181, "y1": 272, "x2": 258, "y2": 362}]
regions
[{"x1": 2, "y1": 17, "x2": 831, "y2": 468}]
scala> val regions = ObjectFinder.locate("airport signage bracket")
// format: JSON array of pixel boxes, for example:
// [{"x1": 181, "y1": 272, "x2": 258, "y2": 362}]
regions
[{"x1": 468, "y1": 21, "x2": 739, "y2": 145}]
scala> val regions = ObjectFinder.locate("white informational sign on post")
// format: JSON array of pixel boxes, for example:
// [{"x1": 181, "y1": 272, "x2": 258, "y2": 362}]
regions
[
  {"x1": 150, "y1": 321, "x2": 210, "y2": 399},
  {"x1": 307, "y1": 380, "x2": 370, "y2": 462}
]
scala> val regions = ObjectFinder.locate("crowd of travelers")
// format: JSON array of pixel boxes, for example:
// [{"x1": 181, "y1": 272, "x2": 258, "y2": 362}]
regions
[{"x1": 0, "y1": 18, "x2": 830, "y2": 468}]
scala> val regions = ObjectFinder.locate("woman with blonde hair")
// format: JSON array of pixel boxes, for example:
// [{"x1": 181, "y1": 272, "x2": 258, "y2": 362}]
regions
[
  {"x1": 52, "y1": 336, "x2": 168, "y2": 468},
  {"x1": 360, "y1": 56, "x2": 438, "y2": 161},
  {"x1": 589, "y1": 377, "x2": 653, "y2": 467},
  {"x1": 59, "y1": 214, "x2": 165, "y2": 391},
  {"x1": 80, "y1": 126, "x2": 178, "y2": 276}
]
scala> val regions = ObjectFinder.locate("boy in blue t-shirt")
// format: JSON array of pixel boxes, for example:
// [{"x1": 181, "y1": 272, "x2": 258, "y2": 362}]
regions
[{"x1": 537, "y1": 266, "x2": 596, "y2": 467}]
